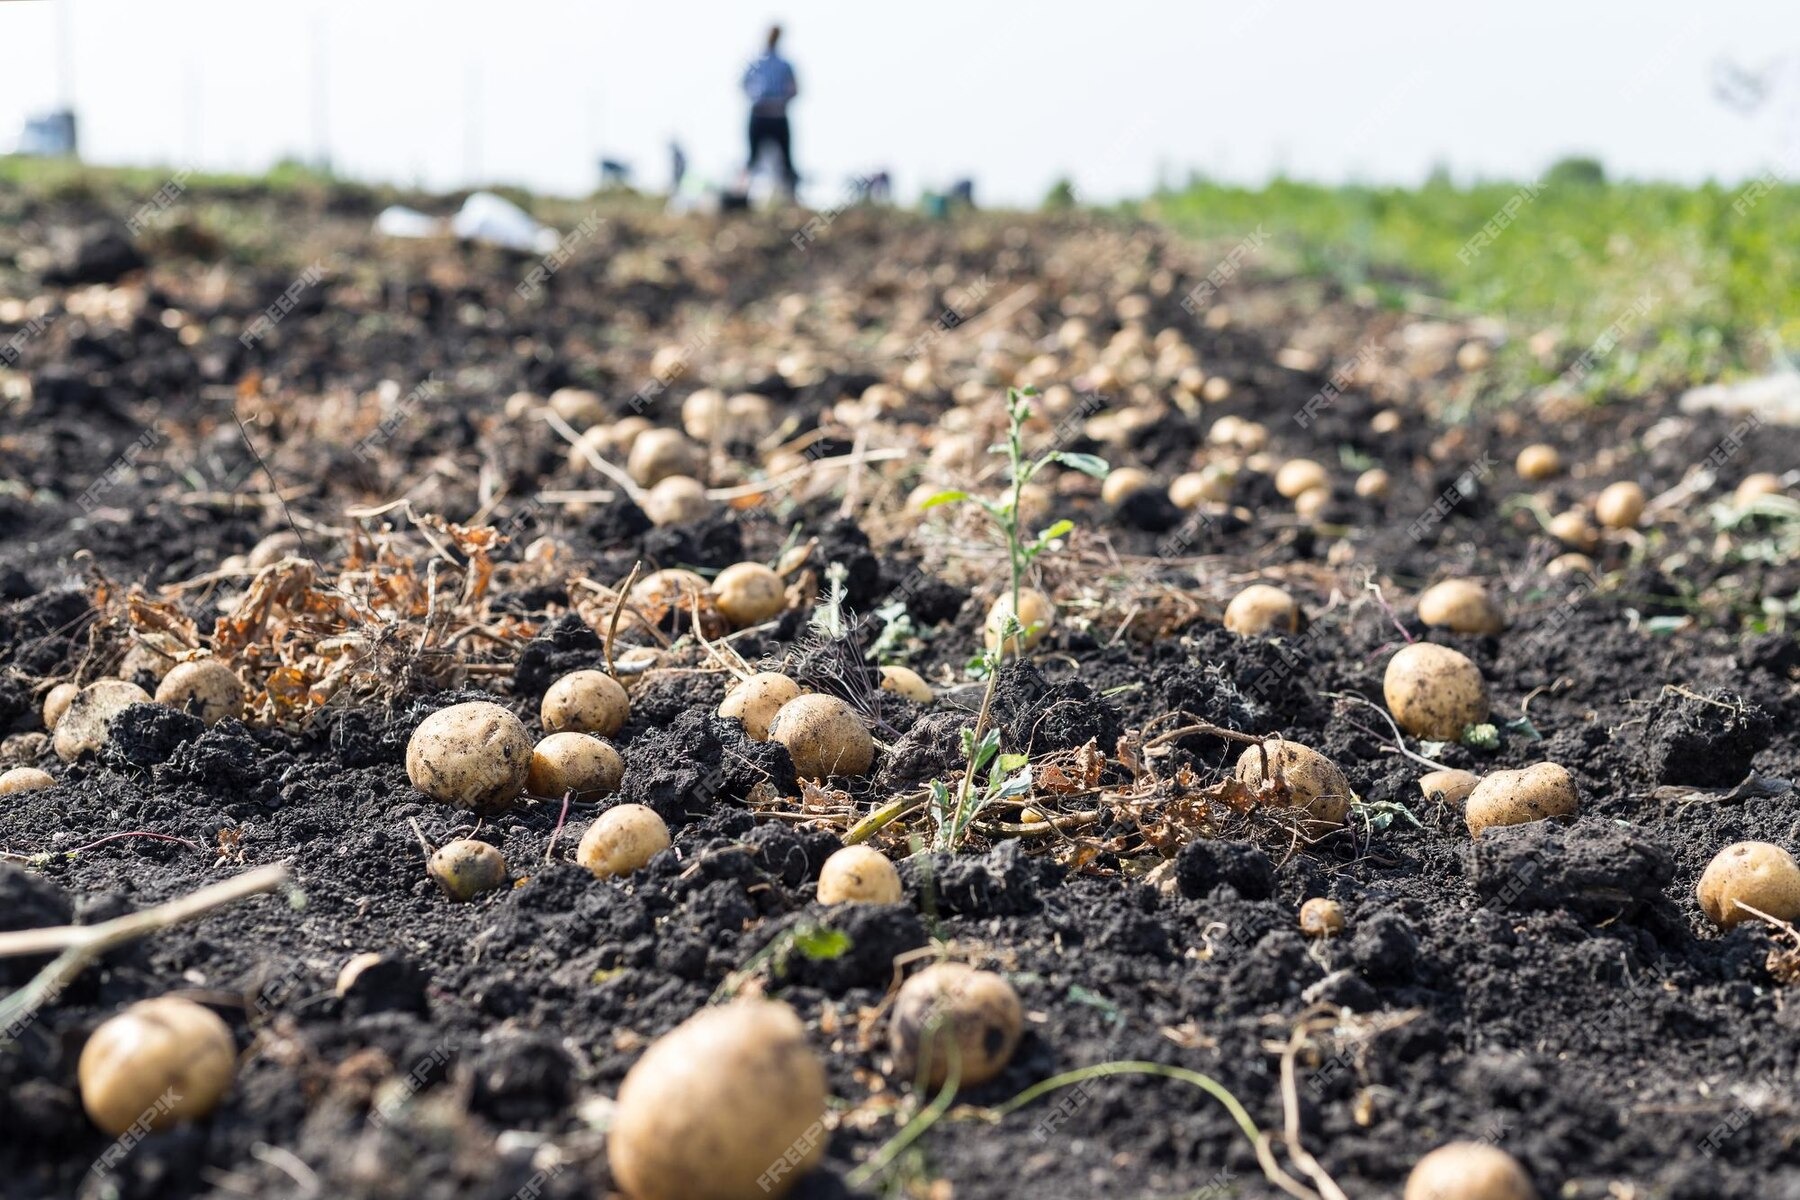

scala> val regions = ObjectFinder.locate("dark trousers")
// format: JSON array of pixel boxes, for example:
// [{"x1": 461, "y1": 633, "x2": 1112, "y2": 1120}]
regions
[{"x1": 747, "y1": 113, "x2": 797, "y2": 191}]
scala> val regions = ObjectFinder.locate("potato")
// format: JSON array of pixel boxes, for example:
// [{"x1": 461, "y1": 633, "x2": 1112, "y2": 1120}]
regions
[
  {"x1": 879, "y1": 665, "x2": 933, "y2": 704},
  {"x1": 1014, "y1": 481, "x2": 1053, "y2": 528},
  {"x1": 630, "y1": 567, "x2": 710, "y2": 617},
  {"x1": 769, "y1": 694, "x2": 874, "y2": 779},
  {"x1": 1515, "y1": 443, "x2": 1561, "y2": 480},
  {"x1": 1547, "y1": 510, "x2": 1598, "y2": 552},
  {"x1": 1404, "y1": 1142, "x2": 1535, "y2": 1200},
  {"x1": 79, "y1": 997, "x2": 236, "y2": 1137},
  {"x1": 1299, "y1": 897, "x2": 1346, "y2": 937},
  {"x1": 681, "y1": 387, "x2": 728, "y2": 441},
  {"x1": 405, "y1": 700, "x2": 533, "y2": 813},
  {"x1": 427, "y1": 838, "x2": 510, "y2": 901},
  {"x1": 119, "y1": 639, "x2": 179, "y2": 686},
  {"x1": 334, "y1": 952, "x2": 384, "y2": 996},
  {"x1": 1223, "y1": 583, "x2": 1299, "y2": 637},
  {"x1": 1464, "y1": 762, "x2": 1578, "y2": 837},
  {"x1": 0, "y1": 767, "x2": 55, "y2": 795},
  {"x1": 1594, "y1": 480, "x2": 1646, "y2": 529},
  {"x1": 984, "y1": 588, "x2": 1054, "y2": 655},
  {"x1": 1696, "y1": 841, "x2": 1800, "y2": 929},
  {"x1": 548, "y1": 386, "x2": 606, "y2": 428},
  {"x1": 542, "y1": 669, "x2": 630, "y2": 736},
  {"x1": 527, "y1": 732, "x2": 624, "y2": 798},
  {"x1": 1370, "y1": 409, "x2": 1402, "y2": 434},
  {"x1": 628, "y1": 427, "x2": 705, "y2": 487},
  {"x1": 1234, "y1": 740, "x2": 1351, "y2": 827},
  {"x1": 1354, "y1": 468, "x2": 1391, "y2": 499},
  {"x1": 154, "y1": 660, "x2": 245, "y2": 726},
  {"x1": 642, "y1": 475, "x2": 710, "y2": 526},
  {"x1": 890, "y1": 962, "x2": 1023, "y2": 1088},
  {"x1": 609, "y1": 999, "x2": 828, "y2": 1200},
  {"x1": 1275, "y1": 458, "x2": 1328, "y2": 499},
  {"x1": 53, "y1": 680, "x2": 153, "y2": 762},
  {"x1": 711, "y1": 562, "x2": 787, "y2": 626},
  {"x1": 1293, "y1": 486, "x2": 1331, "y2": 520},
  {"x1": 1383, "y1": 643, "x2": 1489, "y2": 740},
  {"x1": 1418, "y1": 768, "x2": 1479, "y2": 806},
  {"x1": 1735, "y1": 472, "x2": 1784, "y2": 506},
  {"x1": 1417, "y1": 579, "x2": 1505, "y2": 635},
  {"x1": 42, "y1": 681, "x2": 77, "y2": 730},
  {"x1": 818, "y1": 845, "x2": 903, "y2": 904},
  {"x1": 719, "y1": 673, "x2": 802, "y2": 741},
  {"x1": 577, "y1": 803, "x2": 671, "y2": 878},
  {"x1": 1169, "y1": 469, "x2": 1228, "y2": 509},
  {"x1": 1202, "y1": 376, "x2": 1235, "y2": 404},
  {"x1": 1101, "y1": 466, "x2": 1154, "y2": 506},
  {"x1": 1545, "y1": 552, "x2": 1595, "y2": 579}
]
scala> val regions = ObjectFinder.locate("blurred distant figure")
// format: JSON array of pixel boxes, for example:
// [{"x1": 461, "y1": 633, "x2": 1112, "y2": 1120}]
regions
[
  {"x1": 866, "y1": 170, "x2": 892, "y2": 203},
  {"x1": 670, "y1": 140, "x2": 688, "y2": 192},
  {"x1": 742, "y1": 25, "x2": 799, "y2": 198}
]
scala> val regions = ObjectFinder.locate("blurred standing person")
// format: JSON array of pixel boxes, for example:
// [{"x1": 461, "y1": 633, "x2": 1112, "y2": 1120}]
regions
[{"x1": 742, "y1": 25, "x2": 799, "y2": 199}]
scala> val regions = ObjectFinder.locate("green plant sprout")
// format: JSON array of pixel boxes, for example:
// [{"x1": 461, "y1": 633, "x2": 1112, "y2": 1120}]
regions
[
  {"x1": 922, "y1": 387, "x2": 1109, "y2": 652},
  {"x1": 928, "y1": 713, "x2": 1031, "y2": 852}
]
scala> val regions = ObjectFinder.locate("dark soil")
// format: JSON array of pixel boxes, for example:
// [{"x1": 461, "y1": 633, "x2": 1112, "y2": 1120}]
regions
[{"x1": 1, "y1": 183, "x2": 1798, "y2": 1200}]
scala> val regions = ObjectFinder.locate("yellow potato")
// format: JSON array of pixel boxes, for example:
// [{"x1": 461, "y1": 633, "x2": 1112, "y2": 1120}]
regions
[
  {"x1": 711, "y1": 562, "x2": 787, "y2": 626},
  {"x1": 1383, "y1": 643, "x2": 1489, "y2": 740},
  {"x1": 0, "y1": 767, "x2": 55, "y2": 795},
  {"x1": 769, "y1": 694, "x2": 874, "y2": 779},
  {"x1": 878, "y1": 665, "x2": 933, "y2": 704},
  {"x1": 404, "y1": 700, "x2": 533, "y2": 813},
  {"x1": 1223, "y1": 583, "x2": 1299, "y2": 637},
  {"x1": 984, "y1": 588, "x2": 1054, "y2": 655},
  {"x1": 79, "y1": 997, "x2": 236, "y2": 1137},
  {"x1": 577, "y1": 803, "x2": 671, "y2": 878},
  {"x1": 1696, "y1": 841, "x2": 1800, "y2": 929},
  {"x1": 526, "y1": 732, "x2": 624, "y2": 798},
  {"x1": 427, "y1": 838, "x2": 510, "y2": 902},
  {"x1": 547, "y1": 386, "x2": 606, "y2": 429},
  {"x1": 641, "y1": 475, "x2": 710, "y2": 526},
  {"x1": 1417, "y1": 579, "x2": 1505, "y2": 635},
  {"x1": 1275, "y1": 458, "x2": 1328, "y2": 499},
  {"x1": 1547, "y1": 510, "x2": 1598, "y2": 552},
  {"x1": 719, "y1": 673, "x2": 803, "y2": 741},
  {"x1": 609, "y1": 999, "x2": 828, "y2": 1200},
  {"x1": 1293, "y1": 486, "x2": 1331, "y2": 520},
  {"x1": 53, "y1": 679, "x2": 153, "y2": 763},
  {"x1": 1299, "y1": 898, "x2": 1346, "y2": 937},
  {"x1": 680, "y1": 387, "x2": 728, "y2": 441},
  {"x1": 627, "y1": 427, "x2": 705, "y2": 487},
  {"x1": 1234, "y1": 740, "x2": 1351, "y2": 827},
  {"x1": 154, "y1": 660, "x2": 246, "y2": 726},
  {"x1": 1404, "y1": 1142, "x2": 1536, "y2": 1200},
  {"x1": 1545, "y1": 552, "x2": 1595, "y2": 579},
  {"x1": 42, "y1": 681, "x2": 77, "y2": 730},
  {"x1": 890, "y1": 962, "x2": 1023, "y2": 1088},
  {"x1": 1464, "y1": 762, "x2": 1578, "y2": 837},
  {"x1": 541, "y1": 669, "x2": 630, "y2": 737},
  {"x1": 1735, "y1": 472, "x2": 1784, "y2": 506},
  {"x1": 1418, "y1": 769, "x2": 1480, "y2": 806},
  {"x1": 1354, "y1": 468, "x2": 1391, "y2": 499},
  {"x1": 1101, "y1": 466, "x2": 1155, "y2": 505},
  {"x1": 1594, "y1": 480, "x2": 1646, "y2": 529},
  {"x1": 1515, "y1": 444, "x2": 1561, "y2": 481},
  {"x1": 817, "y1": 846, "x2": 903, "y2": 904}
]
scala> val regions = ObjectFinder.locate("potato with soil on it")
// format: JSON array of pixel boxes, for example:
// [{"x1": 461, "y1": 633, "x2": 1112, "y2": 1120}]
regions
[
  {"x1": 1223, "y1": 583, "x2": 1299, "y2": 636},
  {"x1": 154, "y1": 659, "x2": 246, "y2": 726},
  {"x1": 710, "y1": 562, "x2": 787, "y2": 627},
  {"x1": 541, "y1": 669, "x2": 630, "y2": 737},
  {"x1": 0, "y1": 767, "x2": 55, "y2": 795},
  {"x1": 404, "y1": 700, "x2": 533, "y2": 813},
  {"x1": 719, "y1": 672, "x2": 802, "y2": 741},
  {"x1": 627, "y1": 427, "x2": 705, "y2": 487},
  {"x1": 1299, "y1": 897, "x2": 1346, "y2": 937},
  {"x1": 1546, "y1": 552, "x2": 1595, "y2": 579},
  {"x1": 1233, "y1": 740, "x2": 1351, "y2": 827},
  {"x1": 79, "y1": 996, "x2": 236, "y2": 1137},
  {"x1": 1293, "y1": 486, "x2": 1331, "y2": 520},
  {"x1": 1383, "y1": 643, "x2": 1489, "y2": 740},
  {"x1": 878, "y1": 665, "x2": 933, "y2": 704},
  {"x1": 641, "y1": 475, "x2": 710, "y2": 526},
  {"x1": 1170, "y1": 466, "x2": 1232, "y2": 509},
  {"x1": 1547, "y1": 510, "x2": 1598, "y2": 552},
  {"x1": 817, "y1": 845, "x2": 903, "y2": 904},
  {"x1": 527, "y1": 731, "x2": 623, "y2": 798},
  {"x1": 890, "y1": 961, "x2": 1024, "y2": 1089},
  {"x1": 1355, "y1": 468, "x2": 1391, "y2": 499},
  {"x1": 1696, "y1": 841, "x2": 1800, "y2": 929},
  {"x1": 1418, "y1": 768, "x2": 1479, "y2": 806},
  {"x1": 41, "y1": 681, "x2": 77, "y2": 730},
  {"x1": 547, "y1": 386, "x2": 606, "y2": 429},
  {"x1": 1417, "y1": 579, "x2": 1505, "y2": 635},
  {"x1": 1404, "y1": 1141, "x2": 1536, "y2": 1200},
  {"x1": 1515, "y1": 443, "x2": 1561, "y2": 480},
  {"x1": 1463, "y1": 762, "x2": 1578, "y2": 837},
  {"x1": 577, "y1": 803, "x2": 671, "y2": 878},
  {"x1": 630, "y1": 567, "x2": 712, "y2": 619},
  {"x1": 769, "y1": 694, "x2": 874, "y2": 779},
  {"x1": 609, "y1": 998, "x2": 828, "y2": 1200},
  {"x1": 427, "y1": 838, "x2": 510, "y2": 901},
  {"x1": 984, "y1": 588, "x2": 1054, "y2": 655},
  {"x1": 1101, "y1": 466, "x2": 1155, "y2": 505},
  {"x1": 53, "y1": 679, "x2": 153, "y2": 762},
  {"x1": 1594, "y1": 480, "x2": 1646, "y2": 529}
]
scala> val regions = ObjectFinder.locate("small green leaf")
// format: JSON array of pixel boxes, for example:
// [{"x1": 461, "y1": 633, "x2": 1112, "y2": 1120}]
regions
[
  {"x1": 1045, "y1": 451, "x2": 1111, "y2": 479},
  {"x1": 792, "y1": 926, "x2": 852, "y2": 962},
  {"x1": 920, "y1": 489, "x2": 970, "y2": 510},
  {"x1": 1504, "y1": 716, "x2": 1543, "y2": 742},
  {"x1": 998, "y1": 753, "x2": 1030, "y2": 773},
  {"x1": 1035, "y1": 518, "x2": 1075, "y2": 545}
]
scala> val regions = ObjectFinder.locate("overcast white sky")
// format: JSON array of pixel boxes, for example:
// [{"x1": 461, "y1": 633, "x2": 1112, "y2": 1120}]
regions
[{"x1": 3, "y1": 1, "x2": 1799, "y2": 205}]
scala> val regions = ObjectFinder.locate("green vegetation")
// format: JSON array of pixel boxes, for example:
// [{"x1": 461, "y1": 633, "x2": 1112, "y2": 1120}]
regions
[{"x1": 1147, "y1": 162, "x2": 1800, "y2": 396}]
